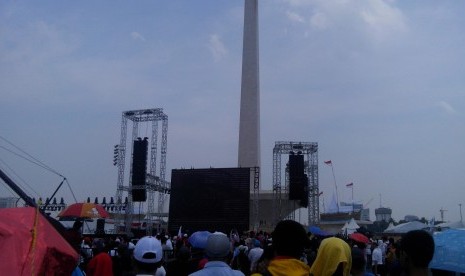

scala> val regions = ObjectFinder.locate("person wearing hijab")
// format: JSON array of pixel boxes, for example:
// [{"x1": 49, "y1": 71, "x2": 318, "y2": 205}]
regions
[{"x1": 310, "y1": 237, "x2": 352, "y2": 276}]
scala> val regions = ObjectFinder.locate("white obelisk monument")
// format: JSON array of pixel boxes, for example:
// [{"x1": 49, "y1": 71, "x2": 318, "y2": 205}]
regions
[{"x1": 238, "y1": 0, "x2": 260, "y2": 170}]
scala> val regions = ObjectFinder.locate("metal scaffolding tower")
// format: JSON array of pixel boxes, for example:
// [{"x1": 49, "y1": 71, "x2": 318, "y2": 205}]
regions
[
  {"x1": 115, "y1": 108, "x2": 168, "y2": 235},
  {"x1": 272, "y1": 141, "x2": 319, "y2": 226},
  {"x1": 251, "y1": 166, "x2": 260, "y2": 231}
]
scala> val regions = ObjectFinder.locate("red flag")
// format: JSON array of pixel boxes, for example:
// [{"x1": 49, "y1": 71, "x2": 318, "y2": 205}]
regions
[
  {"x1": 346, "y1": 183, "x2": 353, "y2": 187},
  {"x1": 324, "y1": 160, "x2": 332, "y2": 165}
]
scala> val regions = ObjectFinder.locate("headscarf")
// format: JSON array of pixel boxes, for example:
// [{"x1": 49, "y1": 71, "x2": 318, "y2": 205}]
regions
[{"x1": 309, "y1": 237, "x2": 352, "y2": 276}]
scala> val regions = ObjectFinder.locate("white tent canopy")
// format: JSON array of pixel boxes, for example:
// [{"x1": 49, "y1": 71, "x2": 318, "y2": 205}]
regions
[
  {"x1": 436, "y1": 221, "x2": 465, "y2": 229},
  {"x1": 384, "y1": 221, "x2": 427, "y2": 234},
  {"x1": 385, "y1": 222, "x2": 396, "y2": 232},
  {"x1": 342, "y1": 218, "x2": 360, "y2": 235},
  {"x1": 347, "y1": 218, "x2": 360, "y2": 229},
  {"x1": 341, "y1": 222, "x2": 349, "y2": 230}
]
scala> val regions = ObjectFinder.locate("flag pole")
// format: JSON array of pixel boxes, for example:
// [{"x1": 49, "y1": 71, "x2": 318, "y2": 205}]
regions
[
  {"x1": 346, "y1": 182, "x2": 354, "y2": 213},
  {"x1": 351, "y1": 184, "x2": 354, "y2": 212},
  {"x1": 324, "y1": 160, "x2": 339, "y2": 212},
  {"x1": 319, "y1": 191, "x2": 325, "y2": 213},
  {"x1": 330, "y1": 165, "x2": 339, "y2": 212}
]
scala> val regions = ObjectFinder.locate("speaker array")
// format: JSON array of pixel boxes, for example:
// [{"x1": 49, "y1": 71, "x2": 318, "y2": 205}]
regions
[
  {"x1": 288, "y1": 153, "x2": 309, "y2": 207},
  {"x1": 132, "y1": 137, "x2": 148, "y2": 202}
]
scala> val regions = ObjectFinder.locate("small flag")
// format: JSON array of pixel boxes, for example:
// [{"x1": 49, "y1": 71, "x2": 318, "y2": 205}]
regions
[
  {"x1": 324, "y1": 160, "x2": 332, "y2": 165},
  {"x1": 177, "y1": 225, "x2": 183, "y2": 239},
  {"x1": 346, "y1": 183, "x2": 353, "y2": 187}
]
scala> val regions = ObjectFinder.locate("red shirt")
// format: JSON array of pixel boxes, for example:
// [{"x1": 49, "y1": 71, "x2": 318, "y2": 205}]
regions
[{"x1": 86, "y1": 252, "x2": 113, "y2": 276}]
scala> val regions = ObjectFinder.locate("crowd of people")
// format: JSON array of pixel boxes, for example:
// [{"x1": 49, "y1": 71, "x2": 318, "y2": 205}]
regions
[{"x1": 66, "y1": 220, "x2": 436, "y2": 276}]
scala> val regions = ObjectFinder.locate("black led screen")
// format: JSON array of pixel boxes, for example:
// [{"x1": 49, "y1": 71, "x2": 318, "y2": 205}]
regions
[{"x1": 168, "y1": 167, "x2": 250, "y2": 235}]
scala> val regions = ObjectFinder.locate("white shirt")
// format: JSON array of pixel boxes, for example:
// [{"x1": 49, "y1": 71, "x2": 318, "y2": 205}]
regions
[
  {"x1": 155, "y1": 266, "x2": 166, "y2": 276},
  {"x1": 365, "y1": 244, "x2": 372, "y2": 256},
  {"x1": 135, "y1": 266, "x2": 166, "y2": 276},
  {"x1": 248, "y1": 247, "x2": 264, "y2": 272},
  {"x1": 165, "y1": 239, "x2": 173, "y2": 251},
  {"x1": 372, "y1": 247, "x2": 383, "y2": 266}
]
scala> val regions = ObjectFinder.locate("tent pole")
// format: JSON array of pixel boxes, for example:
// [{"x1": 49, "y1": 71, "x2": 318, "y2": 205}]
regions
[{"x1": 0, "y1": 168, "x2": 36, "y2": 207}]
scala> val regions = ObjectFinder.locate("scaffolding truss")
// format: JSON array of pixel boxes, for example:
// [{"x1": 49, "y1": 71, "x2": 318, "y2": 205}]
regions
[
  {"x1": 272, "y1": 141, "x2": 319, "y2": 226},
  {"x1": 251, "y1": 166, "x2": 260, "y2": 231},
  {"x1": 115, "y1": 108, "x2": 168, "y2": 235}
]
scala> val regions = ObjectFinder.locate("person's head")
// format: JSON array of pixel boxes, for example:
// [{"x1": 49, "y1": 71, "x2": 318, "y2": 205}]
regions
[
  {"x1": 176, "y1": 245, "x2": 191, "y2": 262},
  {"x1": 83, "y1": 236, "x2": 92, "y2": 245},
  {"x1": 72, "y1": 220, "x2": 83, "y2": 230},
  {"x1": 253, "y1": 243, "x2": 275, "y2": 274},
  {"x1": 272, "y1": 220, "x2": 308, "y2": 258},
  {"x1": 389, "y1": 237, "x2": 395, "y2": 245},
  {"x1": 350, "y1": 247, "x2": 366, "y2": 276},
  {"x1": 133, "y1": 236, "x2": 164, "y2": 273},
  {"x1": 309, "y1": 237, "x2": 352, "y2": 276},
  {"x1": 253, "y1": 238, "x2": 261, "y2": 248},
  {"x1": 400, "y1": 230, "x2": 434, "y2": 271},
  {"x1": 205, "y1": 232, "x2": 231, "y2": 261},
  {"x1": 388, "y1": 241, "x2": 398, "y2": 253},
  {"x1": 92, "y1": 238, "x2": 106, "y2": 254}
]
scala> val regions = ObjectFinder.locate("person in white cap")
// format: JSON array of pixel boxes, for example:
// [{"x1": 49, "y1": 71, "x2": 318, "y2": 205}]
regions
[
  {"x1": 189, "y1": 232, "x2": 244, "y2": 276},
  {"x1": 133, "y1": 236, "x2": 166, "y2": 276}
]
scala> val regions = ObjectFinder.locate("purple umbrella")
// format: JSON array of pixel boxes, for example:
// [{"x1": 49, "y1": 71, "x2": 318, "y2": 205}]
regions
[{"x1": 188, "y1": 231, "x2": 212, "y2": 249}]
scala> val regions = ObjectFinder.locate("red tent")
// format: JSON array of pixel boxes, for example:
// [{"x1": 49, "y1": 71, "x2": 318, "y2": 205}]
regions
[{"x1": 0, "y1": 207, "x2": 79, "y2": 275}]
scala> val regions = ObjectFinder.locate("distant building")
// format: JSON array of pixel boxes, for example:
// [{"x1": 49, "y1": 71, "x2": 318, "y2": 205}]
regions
[
  {"x1": 375, "y1": 207, "x2": 392, "y2": 222},
  {"x1": 404, "y1": 215, "x2": 419, "y2": 222},
  {"x1": 340, "y1": 201, "x2": 363, "y2": 211},
  {"x1": 0, "y1": 197, "x2": 19, "y2": 208},
  {"x1": 338, "y1": 202, "x2": 370, "y2": 221},
  {"x1": 360, "y1": 208, "x2": 370, "y2": 221}
]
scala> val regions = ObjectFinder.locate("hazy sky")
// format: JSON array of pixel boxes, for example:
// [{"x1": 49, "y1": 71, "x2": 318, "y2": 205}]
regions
[{"x1": 1, "y1": 0, "x2": 464, "y2": 223}]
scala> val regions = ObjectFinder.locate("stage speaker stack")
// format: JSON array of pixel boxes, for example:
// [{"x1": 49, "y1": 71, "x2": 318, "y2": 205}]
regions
[
  {"x1": 95, "y1": 218, "x2": 106, "y2": 236},
  {"x1": 132, "y1": 137, "x2": 148, "y2": 202},
  {"x1": 299, "y1": 174, "x2": 309, "y2": 208},
  {"x1": 288, "y1": 153, "x2": 305, "y2": 201}
]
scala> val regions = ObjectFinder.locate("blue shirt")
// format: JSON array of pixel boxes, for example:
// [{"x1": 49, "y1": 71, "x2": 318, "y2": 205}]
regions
[{"x1": 189, "y1": 261, "x2": 245, "y2": 276}]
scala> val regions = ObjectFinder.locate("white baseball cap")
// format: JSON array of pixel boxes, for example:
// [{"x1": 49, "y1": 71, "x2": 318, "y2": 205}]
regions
[{"x1": 134, "y1": 236, "x2": 163, "y2": 263}]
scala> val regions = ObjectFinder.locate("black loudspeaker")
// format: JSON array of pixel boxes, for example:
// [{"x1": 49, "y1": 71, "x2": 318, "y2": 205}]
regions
[
  {"x1": 95, "y1": 218, "x2": 105, "y2": 236},
  {"x1": 299, "y1": 174, "x2": 309, "y2": 208},
  {"x1": 289, "y1": 154, "x2": 305, "y2": 200},
  {"x1": 132, "y1": 189, "x2": 146, "y2": 202},
  {"x1": 132, "y1": 137, "x2": 148, "y2": 202}
]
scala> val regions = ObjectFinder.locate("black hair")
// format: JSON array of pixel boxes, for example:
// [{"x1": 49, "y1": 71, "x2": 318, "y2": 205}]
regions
[
  {"x1": 400, "y1": 230, "x2": 435, "y2": 268},
  {"x1": 72, "y1": 219, "x2": 83, "y2": 230},
  {"x1": 272, "y1": 220, "x2": 308, "y2": 258},
  {"x1": 389, "y1": 237, "x2": 395, "y2": 245},
  {"x1": 351, "y1": 247, "x2": 366, "y2": 272}
]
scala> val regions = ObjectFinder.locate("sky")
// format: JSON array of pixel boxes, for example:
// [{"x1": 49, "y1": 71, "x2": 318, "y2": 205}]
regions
[{"x1": 1, "y1": 0, "x2": 465, "y2": 223}]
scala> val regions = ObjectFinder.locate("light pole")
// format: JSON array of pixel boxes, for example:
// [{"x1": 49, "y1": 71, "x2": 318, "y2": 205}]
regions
[
  {"x1": 346, "y1": 182, "x2": 354, "y2": 212},
  {"x1": 459, "y1": 203, "x2": 462, "y2": 222}
]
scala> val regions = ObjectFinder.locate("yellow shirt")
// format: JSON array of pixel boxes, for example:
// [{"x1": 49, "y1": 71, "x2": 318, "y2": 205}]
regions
[{"x1": 252, "y1": 257, "x2": 311, "y2": 276}]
